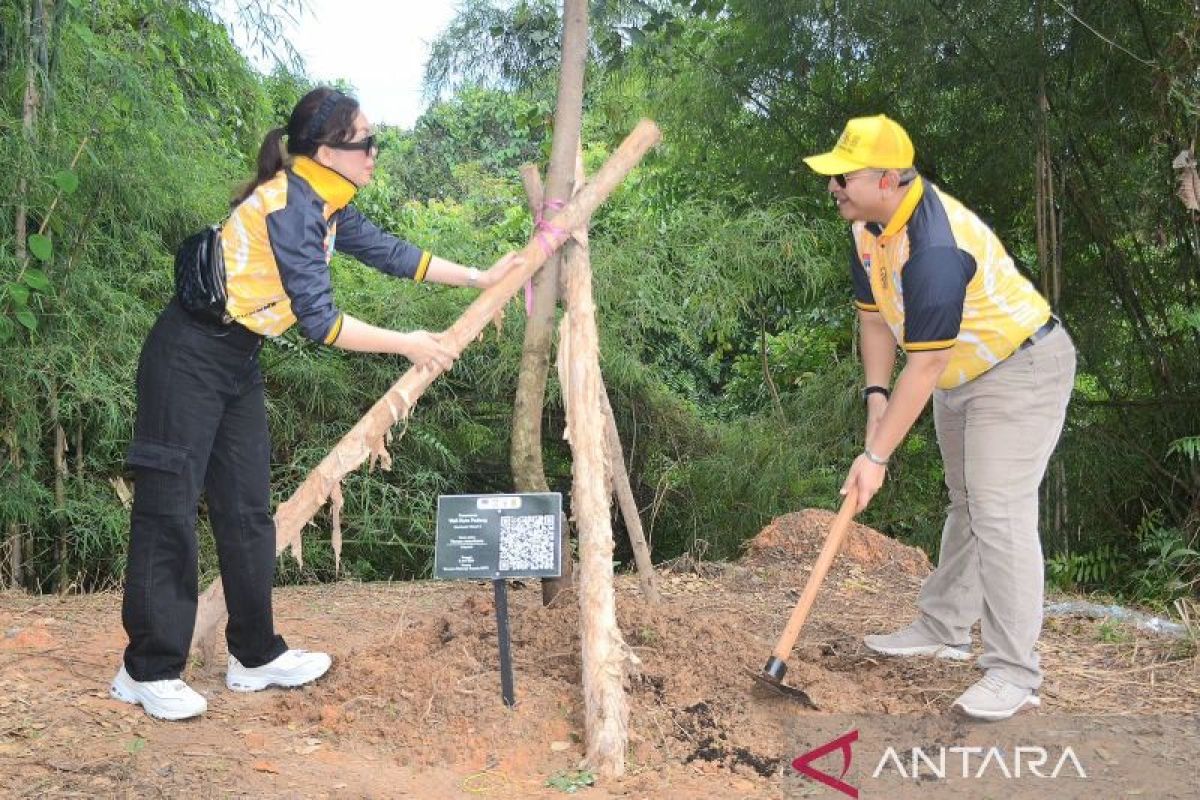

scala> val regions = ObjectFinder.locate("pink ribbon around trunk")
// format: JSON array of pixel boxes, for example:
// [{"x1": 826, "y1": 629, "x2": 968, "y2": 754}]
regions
[{"x1": 525, "y1": 199, "x2": 568, "y2": 315}]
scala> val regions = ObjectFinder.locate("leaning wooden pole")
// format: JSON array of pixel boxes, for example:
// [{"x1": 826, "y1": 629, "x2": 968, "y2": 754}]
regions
[
  {"x1": 519, "y1": 164, "x2": 659, "y2": 604},
  {"x1": 600, "y1": 387, "x2": 661, "y2": 603},
  {"x1": 556, "y1": 147, "x2": 635, "y2": 778},
  {"x1": 190, "y1": 120, "x2": 663, "y2": 658}
]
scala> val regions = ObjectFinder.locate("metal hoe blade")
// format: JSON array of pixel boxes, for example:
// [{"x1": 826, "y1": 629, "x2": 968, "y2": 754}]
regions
[{"x1": 750, "y1": 658, "x2": 817, "y2": 709}]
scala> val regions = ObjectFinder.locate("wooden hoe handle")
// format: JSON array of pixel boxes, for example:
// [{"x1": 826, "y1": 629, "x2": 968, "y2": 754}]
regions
[{"x1": 770, "y1": 489, "x2": 858, "y2": 662}]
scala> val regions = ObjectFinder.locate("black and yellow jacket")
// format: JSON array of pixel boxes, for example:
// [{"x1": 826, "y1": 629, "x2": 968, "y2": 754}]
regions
[{"x1": 220, "y1": 156, "x2": 432, "y2": 344}]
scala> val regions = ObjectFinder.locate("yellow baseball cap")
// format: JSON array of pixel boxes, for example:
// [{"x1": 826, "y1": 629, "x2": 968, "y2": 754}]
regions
[{"x1": 804, "y1": 114, "x2": 915, "y2": 175}]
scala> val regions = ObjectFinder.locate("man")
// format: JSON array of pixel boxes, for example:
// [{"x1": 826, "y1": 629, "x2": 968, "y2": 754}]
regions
[{"x1": 804, "y1": 115, "x2": 1075, "y2": 720}]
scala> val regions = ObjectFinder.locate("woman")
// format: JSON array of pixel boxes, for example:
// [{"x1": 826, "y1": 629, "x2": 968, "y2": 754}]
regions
[{"x1": 110, "y1": 87, "x2": 519, "y2": 720}]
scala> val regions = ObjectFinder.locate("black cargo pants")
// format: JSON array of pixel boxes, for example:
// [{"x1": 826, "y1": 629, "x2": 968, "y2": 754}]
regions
[{"x1": 121, "y1": 300, "x2": 287, "y2": 681}]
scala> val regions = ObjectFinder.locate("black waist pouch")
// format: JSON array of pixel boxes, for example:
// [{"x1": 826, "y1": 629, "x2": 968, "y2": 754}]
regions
[{"x1": 173, "y1": 225, "x2": 229, "y2": 324}]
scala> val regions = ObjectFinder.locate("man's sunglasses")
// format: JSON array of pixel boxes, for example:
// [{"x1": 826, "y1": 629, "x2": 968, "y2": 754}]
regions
[
  {"x1": 323, "y1": 134, "x2": 379, "y2": 154},
  {"x1": 833, "y1": 169, "x2": 881, "y2": 188},
  {"x1": 833, "y1": 169, "x2": 914, "y2": 188}
]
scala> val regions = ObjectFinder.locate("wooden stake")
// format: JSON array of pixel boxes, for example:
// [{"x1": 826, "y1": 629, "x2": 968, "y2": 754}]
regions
[
  {"x1": 556, "y1": 146, "x2": 635, "y2": 778},
  {"x1": 600, "y1": 387, "x2": 660, "y2": 604}
]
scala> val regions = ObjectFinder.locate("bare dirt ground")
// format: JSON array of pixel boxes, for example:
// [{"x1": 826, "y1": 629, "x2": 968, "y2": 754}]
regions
[{"x1": 2, "y1": 510, "x2": 1197, "y2": 799}]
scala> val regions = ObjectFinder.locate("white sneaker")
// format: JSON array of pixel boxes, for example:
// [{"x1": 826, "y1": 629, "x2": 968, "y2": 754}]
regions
[
  {"x1": 226, "y1": 649, "x2": 332, "y2": 692},
  {"x1": 109, "y1": 665, "x2": 207, "y2": 721},
  {"x1": 863, "y1": 623, "x2": 973, "y2": 661},
  {"x1": 952, "y1": 674, "x2": 1041, "y2": 720}
]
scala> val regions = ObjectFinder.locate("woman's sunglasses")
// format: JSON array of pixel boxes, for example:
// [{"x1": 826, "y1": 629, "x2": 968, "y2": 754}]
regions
[{"x1": 323, "y1": 134, "x2": 379, "y2": 155}]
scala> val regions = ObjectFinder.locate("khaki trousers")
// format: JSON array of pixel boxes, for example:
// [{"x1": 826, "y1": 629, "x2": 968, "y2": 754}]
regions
[{"x1": 915, "y1": 325, "x2": 1076, "y2": 689}]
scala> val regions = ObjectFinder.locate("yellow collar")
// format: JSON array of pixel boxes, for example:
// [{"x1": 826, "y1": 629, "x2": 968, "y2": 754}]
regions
[
  {"x1": 881, "y1": 176, "x2": 925, "y2": 238},
  {"x1": 291, "y1": 155, "x2": 357, "y2": 211}
]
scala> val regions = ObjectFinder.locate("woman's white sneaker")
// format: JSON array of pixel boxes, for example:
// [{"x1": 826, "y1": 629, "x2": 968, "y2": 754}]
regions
[
  {"x1": 109, "y1": 665, "x2": 207, "y2": 720},
  {"x1": 226, "y1": 649, "x2": 332, "y2": 692}
]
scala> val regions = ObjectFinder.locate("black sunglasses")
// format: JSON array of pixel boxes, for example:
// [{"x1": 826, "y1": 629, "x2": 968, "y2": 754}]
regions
[
  {"x1": 833, "y1": 169, "x2": 879, "y2": 188},
  {"x1": 833, "y1": 169, "x2": 914, "y2": 188},
  {"x1": 322, "y1": 134, "x2": 379, "y2": 154}
]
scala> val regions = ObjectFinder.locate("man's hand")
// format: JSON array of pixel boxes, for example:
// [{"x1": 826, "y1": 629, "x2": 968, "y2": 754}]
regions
[{"x1": 841, "y1": 453, "x2": 887, "y2": 513}]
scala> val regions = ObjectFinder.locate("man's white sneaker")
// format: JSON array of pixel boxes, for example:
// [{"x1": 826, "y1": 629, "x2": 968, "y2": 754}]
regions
[
  {"x1": 226, "y1": 649, "x2": 332, "y2": 692},
  {"x1": 109, "y1": 665, "x2": 207, "y2": 721},
  {"x1": 952, "y1": 674, "x2": 1041, "y2": 720},
  {"x1": 863, "y1": 623, "x2": 973, "y2": 661}
]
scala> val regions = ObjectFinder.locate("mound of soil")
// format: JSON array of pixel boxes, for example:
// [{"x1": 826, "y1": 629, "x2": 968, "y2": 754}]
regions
[{"x1": 744, "y1": 509, "x2": 931, "y2": 577}]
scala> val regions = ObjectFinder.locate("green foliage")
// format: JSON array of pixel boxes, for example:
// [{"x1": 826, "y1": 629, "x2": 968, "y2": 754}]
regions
[
  {"x1": 1047, "y1": 544, "x2": 1125, "y2": 593},
  {"x1": 381, "y1": 86, "x2": 550, "y2": 202},
  {"x1": 1167, "y1": 436, "x2": 1200, "y2": 464},
  {"x1": 546, "y1": 769, "x2": 595, "y2": 793},
  {"x1": 1095, "y1": 618, "x2": 1132, "y2": 645},
  {"x1": 1, "y1": 0, "x2": 1197, "y2": 610},
  {"x1": 1129, "y1": 511, "x2": 1200, "y2": 609}
]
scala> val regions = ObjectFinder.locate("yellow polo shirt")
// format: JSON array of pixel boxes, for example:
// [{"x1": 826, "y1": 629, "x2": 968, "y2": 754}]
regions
[{"x1": 850, "y1": 178, "x2": 1052, "y2": 389}]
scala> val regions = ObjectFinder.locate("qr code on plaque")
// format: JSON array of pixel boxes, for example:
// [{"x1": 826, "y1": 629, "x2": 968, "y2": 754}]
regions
[{"x1": 498, "y1": 514, "x2": 556, "y2": 572}]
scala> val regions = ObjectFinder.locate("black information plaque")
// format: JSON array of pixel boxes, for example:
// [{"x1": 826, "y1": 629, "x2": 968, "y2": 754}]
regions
[{"x1": 434, "y1": 493, "x2": 562, "y2": 580}]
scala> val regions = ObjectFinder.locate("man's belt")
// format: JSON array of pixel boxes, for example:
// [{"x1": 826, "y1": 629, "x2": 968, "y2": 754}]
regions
[{"x1": 1017, "y1": 316, "x2": 1059, "y2": 352}]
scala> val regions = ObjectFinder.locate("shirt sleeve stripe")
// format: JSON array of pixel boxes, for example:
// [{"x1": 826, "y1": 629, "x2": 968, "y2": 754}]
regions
[
  {"x1": 855, "y1": 300, "x2": 880, "y2": 312},
  {"x1": 904, "y1": 339, "x2": 956, "y2": 352},
  {"x1": 413, "y1": 251, "x2": 432, "y2": 283},
  {"x1": 323, "y1": 312, "x2": 345, "y2": 346}
]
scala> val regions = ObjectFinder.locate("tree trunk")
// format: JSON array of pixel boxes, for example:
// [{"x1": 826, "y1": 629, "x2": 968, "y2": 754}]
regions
[
  {"x1": 513, "y1": 0, "x2": 589, "y2": 607},
  {"x1": 516, "y1": 163, "x2": 577, "y2": 596},
  {"x1": 191, "y1": 120, "x2": 663, "y2": 658}
]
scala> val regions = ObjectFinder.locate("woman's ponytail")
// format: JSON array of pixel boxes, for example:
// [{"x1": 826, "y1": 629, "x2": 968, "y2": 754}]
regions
[{"x1": 232, "y1": 127, "x2": 287, "y2": 207}]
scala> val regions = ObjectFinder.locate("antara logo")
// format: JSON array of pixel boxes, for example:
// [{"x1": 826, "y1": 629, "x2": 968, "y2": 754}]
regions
[
  {"x1": 872, "y1": 745, "x2": 1087, "y2": 780},
  {"x1": 792, "y1": 730, "x2": 859, "y2": 798},
  {"x1": 791, "y1": 731, "x2": 1088, "y2": 797}
]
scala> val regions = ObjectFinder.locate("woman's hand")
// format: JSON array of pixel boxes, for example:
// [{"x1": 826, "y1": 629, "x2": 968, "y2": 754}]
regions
[
  {"x1": 400, "y1": 330, "x2": 456, "y2": 372},
  {"x1": 477, "y1": 251, "x2": 525, "y2": 290}
]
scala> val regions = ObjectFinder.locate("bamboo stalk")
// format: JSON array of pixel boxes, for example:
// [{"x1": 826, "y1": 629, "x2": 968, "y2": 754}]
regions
[
  {"x1": 51, "y1": 381, "x2": 68, "y2": 594},
  {"x1": 190, "y1": 120, "x2": 663, "y2": 657}
]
